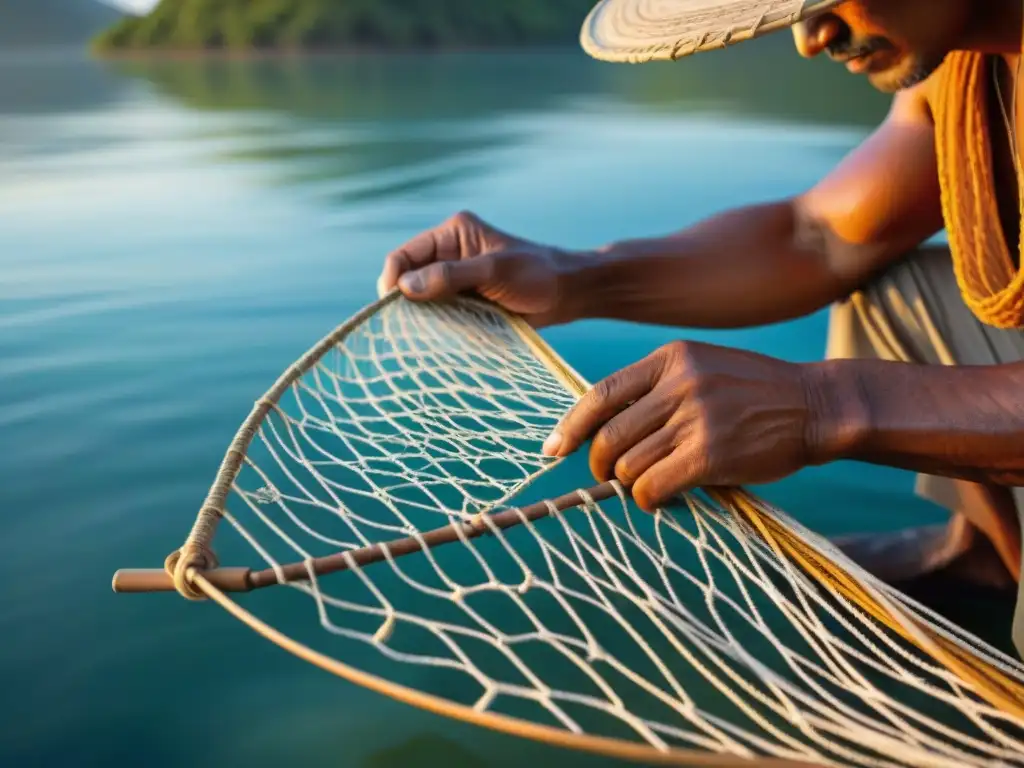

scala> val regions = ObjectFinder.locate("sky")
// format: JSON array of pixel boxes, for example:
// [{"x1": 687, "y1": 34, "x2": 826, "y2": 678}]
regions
[{"x1": 100, "y1": 0, "x2": 157, "y2": 14}]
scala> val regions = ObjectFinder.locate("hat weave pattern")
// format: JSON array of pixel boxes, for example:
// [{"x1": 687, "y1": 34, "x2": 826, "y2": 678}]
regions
[{"x1": 580, "y1": 0, "x2": 841, "y2": 63}]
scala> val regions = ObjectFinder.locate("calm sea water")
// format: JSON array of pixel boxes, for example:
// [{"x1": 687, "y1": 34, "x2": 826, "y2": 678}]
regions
[{"x1": 0, "y1": 42, "x2": 1001, "y2": 768}]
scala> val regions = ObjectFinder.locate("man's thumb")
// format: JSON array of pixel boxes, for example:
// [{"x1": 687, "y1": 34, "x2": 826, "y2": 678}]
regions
[{"x1": 397, "y1": 256, "x2": 495, "y2": 301}]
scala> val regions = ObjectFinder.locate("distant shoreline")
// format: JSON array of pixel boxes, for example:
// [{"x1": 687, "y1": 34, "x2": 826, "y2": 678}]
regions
[{"x1": 89, "y1": 44, "x2": 583, "y2": 62}]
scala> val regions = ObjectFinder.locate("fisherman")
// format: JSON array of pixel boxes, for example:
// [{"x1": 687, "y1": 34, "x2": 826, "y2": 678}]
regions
[{"x1": 377, "y1": 0, "x2": 1024, "y2": 651}]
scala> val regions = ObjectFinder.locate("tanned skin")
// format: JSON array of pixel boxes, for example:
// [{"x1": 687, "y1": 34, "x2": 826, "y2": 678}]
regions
[{"x1": 377, "y1": 2, "x2": 1024, "y2": 542}]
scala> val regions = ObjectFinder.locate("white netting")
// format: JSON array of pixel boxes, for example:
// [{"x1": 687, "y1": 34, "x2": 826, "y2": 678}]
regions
[{"x1": 208, "y1": 294, "x2": 1024, "y2": 767}]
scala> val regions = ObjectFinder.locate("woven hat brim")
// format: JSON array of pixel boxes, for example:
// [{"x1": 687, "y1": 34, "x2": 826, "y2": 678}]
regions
[{"x1": 580, "y1": 0, "x2": 844, "y2": 63}]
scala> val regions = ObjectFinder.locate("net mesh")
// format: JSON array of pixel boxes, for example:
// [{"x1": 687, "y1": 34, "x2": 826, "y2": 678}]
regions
[{"x1": 205, "y1": 294, "x2": 1024, "y2": 767}]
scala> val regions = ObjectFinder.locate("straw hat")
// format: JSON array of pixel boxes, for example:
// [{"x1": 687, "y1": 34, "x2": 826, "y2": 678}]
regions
[{"x1": 580, "y1": 0, "x2": 843, "y2": 63}]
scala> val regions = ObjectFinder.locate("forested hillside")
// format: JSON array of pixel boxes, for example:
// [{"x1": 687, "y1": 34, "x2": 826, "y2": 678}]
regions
[{"x1": 92, "y1": 0, "x2": 599, "y2": 53}]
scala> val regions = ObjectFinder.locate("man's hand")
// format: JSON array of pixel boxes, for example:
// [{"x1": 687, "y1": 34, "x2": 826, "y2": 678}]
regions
[
  {"x1": 542, "y1": 340, "x2": 823, "y2": 511},
  {"x1": 378, "y1": 210, "x2": 579, "y2": 327}
]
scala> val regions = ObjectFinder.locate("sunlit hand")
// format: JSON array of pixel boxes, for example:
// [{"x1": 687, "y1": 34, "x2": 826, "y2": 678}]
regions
[
  {"x1": 542, "y1": 340, "x2": 819, "y2": 511},
  {"x1": 378, "y1": 210, "x2": 579, "y2": 327}
]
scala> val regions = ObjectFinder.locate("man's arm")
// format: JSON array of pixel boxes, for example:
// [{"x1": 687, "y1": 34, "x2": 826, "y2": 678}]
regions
[
  {"x1": 562, "y1": 86, "x2": 945, "y2": 328},
  {"x1": 805, "y1": 357, "x2": 1024, "y2": 487},
  {"x1": 545, "y1": 85, "x2": 1024, "y2": 499}
]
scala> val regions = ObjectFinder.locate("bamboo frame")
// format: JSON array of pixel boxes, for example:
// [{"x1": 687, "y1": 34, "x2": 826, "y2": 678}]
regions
[
  {"x1": 112, "y1": 481, "x2": 621, "y2": 594},
  {"x1": 110, "y1": 289, "x2": 1024, "y2": 765},
  {"x1": 113, "y1": 288, "x2": 594, "y2": 598}
]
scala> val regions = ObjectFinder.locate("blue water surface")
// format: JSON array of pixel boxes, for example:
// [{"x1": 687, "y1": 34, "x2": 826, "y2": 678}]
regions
[{"x1": 0, "y1": 44, "x2": 961, "y2": 768}]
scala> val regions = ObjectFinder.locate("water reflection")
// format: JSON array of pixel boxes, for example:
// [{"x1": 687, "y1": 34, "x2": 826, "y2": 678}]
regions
[
  {"x1": 105, "y1": 35, "x2": 889, "y2": 127},
  {"x1": 103, "y1": 50, "x2": 605, "y2": 121},
  {"x1": 0, "y1": 48, "x2": 131, "y2": 116},
  {"x1": 601, "y1": 34, "x2": 889, "y2": 126},
  {"x1": 95, "y1": 39, "x2": 888, "y2": 208}
]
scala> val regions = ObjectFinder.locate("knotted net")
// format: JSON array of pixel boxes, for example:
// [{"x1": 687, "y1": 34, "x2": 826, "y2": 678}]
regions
[{"x1": 113, "y1": 290, "x2": 1024, "y2": 767}]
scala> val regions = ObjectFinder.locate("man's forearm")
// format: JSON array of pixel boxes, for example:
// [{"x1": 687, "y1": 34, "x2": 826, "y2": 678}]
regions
[
  {"x1": 808, "y1": 358, "x2": 1024, "y2": 487},
  {"x1": 560, "y1": 199, "x2": 866, "y2": 329}
]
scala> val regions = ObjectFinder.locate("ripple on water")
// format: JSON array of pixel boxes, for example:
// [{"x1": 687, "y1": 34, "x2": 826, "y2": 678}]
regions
[{"x1": 0, "y1": 48, "x2": 944, "y2": 768}]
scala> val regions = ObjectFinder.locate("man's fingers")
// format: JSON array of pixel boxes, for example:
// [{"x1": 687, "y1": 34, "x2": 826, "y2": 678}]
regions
[
  {"x1": 588, "y1": 391, "x2": 676, "y2": 483},
  {"x1": 606, "y1": 424, "x2": 677, "y2": 489},
  {"x1": 543, "y1": 354, "x2": 665, "y2": 458},
  {"x1": 378, "y1": 226, "x2": 461, "y2": 294},
  {"x1": 378, "y1": 249, "x2": 410, "y2": 296},
  {"x1": 397, "y1": 256, "x2": 496, "y2": 302},
  {"x1": 631, "y1": 446, "x2": 707, "y2": 512}
]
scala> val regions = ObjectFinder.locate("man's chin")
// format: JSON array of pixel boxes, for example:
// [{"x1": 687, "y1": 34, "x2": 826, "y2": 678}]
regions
[
  {"x1": 867, "y1": 55, "x2": 946, "y2": 93},
  {"x1": 867, "y1": 71, "x2": 912, "y2": 94}
]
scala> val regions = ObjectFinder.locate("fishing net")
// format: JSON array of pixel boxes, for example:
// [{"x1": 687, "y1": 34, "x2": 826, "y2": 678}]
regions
[{"x1": 113, "y1": 290, "x2": 1024, "y2": 767}]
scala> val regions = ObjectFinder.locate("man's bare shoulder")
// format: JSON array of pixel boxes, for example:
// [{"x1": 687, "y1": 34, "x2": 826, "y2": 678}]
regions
[{"x1": 797, "y1": 71, "x2": 945, "y2": 273}]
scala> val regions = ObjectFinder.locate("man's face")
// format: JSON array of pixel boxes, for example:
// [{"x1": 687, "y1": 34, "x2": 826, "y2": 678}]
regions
[{"x1": 792, "y1": 0, "x2": 972, "y2": 92}]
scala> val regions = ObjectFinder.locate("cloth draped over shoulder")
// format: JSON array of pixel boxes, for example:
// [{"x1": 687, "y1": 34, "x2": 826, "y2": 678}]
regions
[{"x1": 933, "y1": 50, "x2": 1024, "y2": 329}]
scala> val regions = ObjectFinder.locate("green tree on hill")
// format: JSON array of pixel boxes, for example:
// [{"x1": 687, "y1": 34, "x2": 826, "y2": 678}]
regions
[{"x1": 91, "y1": 0, "x2": 602, "y2": 53}]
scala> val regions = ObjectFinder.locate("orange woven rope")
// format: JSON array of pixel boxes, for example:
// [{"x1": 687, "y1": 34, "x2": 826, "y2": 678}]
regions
[{"x1": 934, "y1": 51, "x2": 1024, "y2": 329}]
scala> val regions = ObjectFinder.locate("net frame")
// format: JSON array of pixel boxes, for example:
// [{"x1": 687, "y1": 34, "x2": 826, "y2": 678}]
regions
[{"x1": 112, "y1": 288, "x2": 1024, "y2": 766}]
